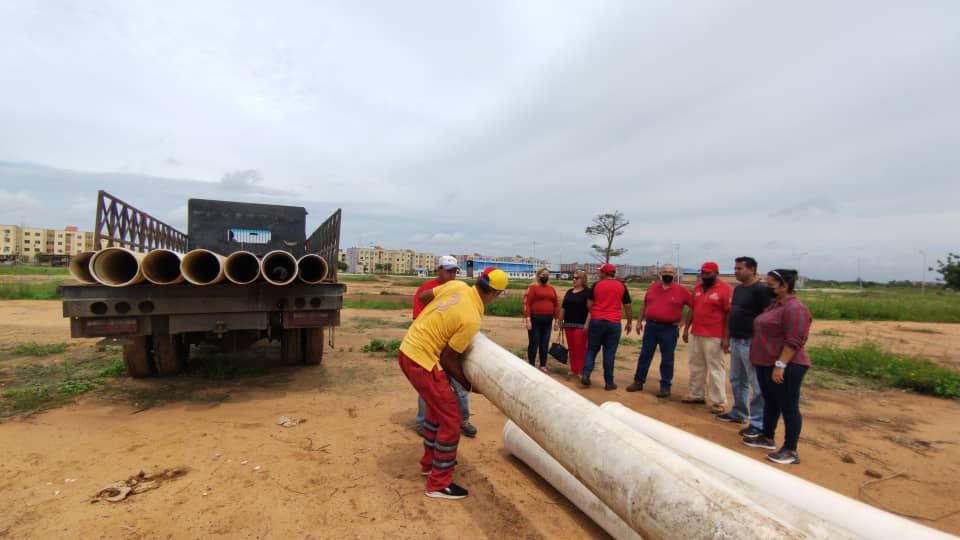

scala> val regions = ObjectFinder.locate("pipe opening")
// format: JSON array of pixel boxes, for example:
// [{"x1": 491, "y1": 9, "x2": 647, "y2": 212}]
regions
[
  {"x1": 297, "y1": 254, "x2": 328, "y2": 284},
  {"x1": 69, "y1": 252, "x2": 97, "y2": 284},
  {"x1": 225, "y1": 252, "x2": 261, "y2": 284},
  {"x1": 182, "y1": 251, "x2": 222, "y2": 285},
  {"x1": 142, "y1": 250, "x2": 182, "y2": 284},
  {"x1": 262, "y1": 251, "x2": 297, "y2": 285},
  {"x1": 91, "y1": 249, "x2": 140, "y2": 286}
]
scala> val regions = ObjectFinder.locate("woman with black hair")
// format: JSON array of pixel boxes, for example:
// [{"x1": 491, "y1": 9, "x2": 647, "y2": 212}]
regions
[{"x1": 742, "y1": 269, "x2": 812, "y2": 465}]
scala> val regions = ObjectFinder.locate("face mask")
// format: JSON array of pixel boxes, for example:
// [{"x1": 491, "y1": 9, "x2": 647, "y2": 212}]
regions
[
  {"x1": 701, "y1": 276, "x2": 716, "y2": 287},
  {"x1": 661, "y1": 275, "x2": 674, "y2": 284},
  {"x1": 767, "y1": 286, "x2": 779, "y2": 299},
  {"x1": 539, "y1": 276, "x2": 549, "y2": 284}
]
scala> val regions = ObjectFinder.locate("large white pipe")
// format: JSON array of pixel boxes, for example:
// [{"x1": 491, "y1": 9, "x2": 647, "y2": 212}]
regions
[
  {"x1": 600, "y1": 402, "x2": 953, "y2": 540},
  {"x1": 224, "y1": 250, "x2": 261, "y2": 285},
  {"x1": 297, "y1": 253, "x2": 328, "y2": 284},
  {"x1": 502, "y1": 421, "x2": 642, "y2": 540},
  {"x1": 68, "y1": 251, "x2": 97, "y2": 284},
  {"x1": 261, "y1": 250, "x2": 298, "y2": 286},
  {"x1": 180, "y1": 249, "x2": 226, "y2": 286},
  {"x1": 89, "y1": 248, "x2": 145, "y2": 287},
  {"x1": 463, "y1": 333, "x2": 806, "y2": 539},
  {"x1": 141, "y1": 249, "x2": 184, "y2": 285}
]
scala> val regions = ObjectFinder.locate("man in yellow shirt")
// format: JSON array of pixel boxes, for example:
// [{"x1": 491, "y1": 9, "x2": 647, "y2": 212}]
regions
[{"x1": 398, "y1": 266, "x2": 509, "y2": 500}]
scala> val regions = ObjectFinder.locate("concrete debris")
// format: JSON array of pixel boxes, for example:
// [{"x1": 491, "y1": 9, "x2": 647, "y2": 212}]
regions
[{"x1": 276, "y1": 416, "x2": 305, "y2": 428}]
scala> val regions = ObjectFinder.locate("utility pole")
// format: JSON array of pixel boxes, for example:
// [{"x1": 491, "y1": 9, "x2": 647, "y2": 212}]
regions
[
  {"x1": 796, "y1": 251, "x2": 808, "y2": 289},
  {"x1": 673, "y1": 243, "x2": 680, "y2": 272},
  {"x1": 857, "y1": 258, "x2": 863, "y2": 290},
  {"x1": 919, "y1": 250, "x2": 926, "y2": 294}
]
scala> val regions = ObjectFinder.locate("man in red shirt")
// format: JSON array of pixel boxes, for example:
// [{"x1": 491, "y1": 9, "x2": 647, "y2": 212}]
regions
[
  {"x1": 682, "y1": 261, "x2": 733, "y2": 413},
  {"x1": 413, "y1": 255, "x2": 477, "y2": 437},
  {"x1": 581, "y1": 263, "x2": 633, "y2": 390},
  {"x1": 627, "y1": 264, "x2": 691, "y2": 398}
]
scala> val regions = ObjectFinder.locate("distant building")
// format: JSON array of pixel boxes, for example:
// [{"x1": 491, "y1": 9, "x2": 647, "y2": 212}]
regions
[
  {"x1": 679, "y1": 267, "x2": 737, "y2": 286},
  {"x1": 0, "y1": 224, "x2": 94, "y2": 263},
  {"x1": 346, "y1": 246, "x2": 437, "y2": 274},
  {"x1": 561, "y1": 262, "x2": 657, "y2": 281}
]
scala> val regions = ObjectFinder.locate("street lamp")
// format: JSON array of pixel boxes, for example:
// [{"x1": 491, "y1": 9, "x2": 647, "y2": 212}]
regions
[
  {"x1": 796, "y1": 252, "x2": 808, "y2": 289},
  {"x1": 919, "y1": 250, "x2": 926, "y2": 294}
]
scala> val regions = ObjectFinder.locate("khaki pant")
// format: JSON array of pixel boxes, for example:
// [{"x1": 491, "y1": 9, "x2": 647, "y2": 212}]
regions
[{"x1": 687, "y1": 335, "x2": 727, "y2": 406}]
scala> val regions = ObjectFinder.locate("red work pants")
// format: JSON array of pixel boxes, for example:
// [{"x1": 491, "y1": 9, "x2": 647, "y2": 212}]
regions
[
  {"x1": 398, "y1": 351, "x2": 461, "y2": 492},
  {"x1": 564, "y1": 327, "x2": 587, "y2": 376}
]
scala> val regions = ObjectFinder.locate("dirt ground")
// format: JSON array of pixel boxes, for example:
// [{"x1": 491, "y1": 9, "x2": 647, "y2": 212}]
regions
[{"x1": 1, "y1": 297, "x2": 960, "y2": 539}]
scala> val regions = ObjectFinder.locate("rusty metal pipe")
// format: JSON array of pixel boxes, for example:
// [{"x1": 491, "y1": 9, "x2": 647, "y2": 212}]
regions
[
  {"x1": 261, "y1": 250, "x2": 298, "y2": 286},
  {"x1": 68, "y1": 251, "x2": 97, "y2": 284},
  {"x1": 224, "y1": 251, "x2": 262, "y2": 285},
  {"x1": 180, "y1": 249, "x2": 226, "y2": 286},
  {"x1": 297, "y1": 254, "x2": 328, "y2": 284},
  {"x1": 89, "y1": 248, "x2": 145, "y2": 287},
  {"x1": 141, "y1": 249, "x2": 184, "y2": 285}
]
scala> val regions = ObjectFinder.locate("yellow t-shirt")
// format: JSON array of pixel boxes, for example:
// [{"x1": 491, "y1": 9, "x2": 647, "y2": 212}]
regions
[{"x1": 399, "y1": 280, "x2": 484, "y2": 371}]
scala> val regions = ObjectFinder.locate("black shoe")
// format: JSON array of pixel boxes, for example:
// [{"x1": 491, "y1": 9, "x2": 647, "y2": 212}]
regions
[
  {"x1": 767, "y1": 448, "x2": 800, "y2": 465},
  {"x1": 742, "y1": 435, "x2": 776, "y2": 450},
  {"x1": 716, "y1": 412, "x2": 746, "y2": 424},
  {"x1": 739, "y1": 426, "x2": 762, "y2": 439},
  {"x1": 460, "y1": 422, "x2": 478, "y2": 438},
  {"x1": 656, "y1": 388, "x2": 670, "y2": 398},
  {"x1": 604, "y1": 384, "x2": 618, "y2": 391},
  {"x1": 580, "y1": 376, "x2": 591, "y2": 387},
  {"x1": 681, "y1": 397, "x2": 706, "y2": 404},
  {"x1": 426, "y1": 482, "x2": 469, "y2": 500},
  {"x1": 626, "y1": 382, "x2": 643, "y2": 392}
]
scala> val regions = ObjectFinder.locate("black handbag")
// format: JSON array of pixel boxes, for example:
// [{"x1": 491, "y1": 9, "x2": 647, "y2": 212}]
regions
[{"x1": 549, "y1": 328, "x2": 568, "y2": 364}]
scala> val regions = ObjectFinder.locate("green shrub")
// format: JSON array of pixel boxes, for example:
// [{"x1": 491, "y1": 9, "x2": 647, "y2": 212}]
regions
[
  {"x1": 57, "y1": 378, "x2": 98, "y2": 396},
  {"x1": 343, "y1": 299, "x2": 409, "y2": 310},
  {"x1": 99, "y1": 358, "x2": 126, "y2": 377},
  {"x1": 809, "y1": 342, "x2": 960, "y2": 399},
  {"x1": 2, "y1": 385, "x2": 52, "y2": 411},
  {"x1": 12, "y1": 342, "x2": 68, "y2": 357},
  {"x1": 362, "y1": 339, "x2": 402, "y2": 354}
]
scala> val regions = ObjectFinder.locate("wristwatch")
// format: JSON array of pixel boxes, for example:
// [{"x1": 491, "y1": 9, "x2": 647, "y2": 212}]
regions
[{"x1": 774, "y1": 360, "x2": 787, "y2": 368}]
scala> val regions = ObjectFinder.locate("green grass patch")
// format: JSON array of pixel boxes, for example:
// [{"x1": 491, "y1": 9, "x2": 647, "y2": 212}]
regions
[
  {"x1": 362, "y1": 338, "x2": 402, "y2": 354},
  {"x1": 0, "y1": 280, "x2": 63, "y2": 300},
  {"x1": 339, "y1": 274, "x2": 383, "y2": 282},
  {"x1": 98, "y1": 358, "x2": 126, "y2": 377},
  {"x1": 2, "y1": 385, "x2": 53, "y2": 412},
  {"x1": 12, "y1": 342, "x2": 68, "y2": 357},
  {"x1": 0, "y1": 265, "x2": 70, "y2": 276},
  {"x1": 799, "y1": 289, "x2": 960, "y2": 323},
  {"x1": 343, "y1": 298, "x2": 409, "y2": 310},
  {"x1": 353, "y1": 317, "x2": 408, "y2": 330},
  {"x1": 57, "y1": 378, "x2": 99, "y2": 396},
  {"x1": 809, "y1": 342, "x2": 960, "y2": 399}
]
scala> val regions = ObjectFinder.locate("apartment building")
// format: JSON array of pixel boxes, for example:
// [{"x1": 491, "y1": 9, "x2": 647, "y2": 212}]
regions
[
  {"x1": 0, "y1": 225, "x2": 96, "y2": 263},
  {"x1": 346, "y1": 246, "x2": 438, "y2": 274}
]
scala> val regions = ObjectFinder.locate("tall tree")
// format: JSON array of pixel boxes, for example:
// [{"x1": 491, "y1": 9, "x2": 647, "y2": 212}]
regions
[
  {"x1": 936, "y1": 252, "x2": 960, "y2": 290},
  {"x1": 585, "y1": 211, "x2": 629, "y2": 263}
]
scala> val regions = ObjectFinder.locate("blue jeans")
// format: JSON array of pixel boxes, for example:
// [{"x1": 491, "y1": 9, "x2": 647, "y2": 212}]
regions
[
  {"x1": 757, "y1": 363, "x2": 808, "y2": 451},
  {"x1": 527, "y1": 314, "x2": 554, "y2": 367},
  {"x1": 417, "y1": 376, "x2": 470, "y2": 427},
  {"x1": 583, "y1": 320, "x2": 622, "y2": 386},
  {"x1": 729, "y1": 338, "x2": 763, "y2": 429},
  {"x1": 633, "y1": 321, "x2": 679, "y2": 390}
]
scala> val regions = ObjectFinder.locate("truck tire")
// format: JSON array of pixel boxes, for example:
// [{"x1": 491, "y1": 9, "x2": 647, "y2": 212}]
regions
[
  {"x1": 303, "y1": 327, "x2": 324, "y2": 365},
  {"x1": 153, "y1": 333, "x2": 184, "y2": 376},
  {"x1": 123, "y1": 336, "x2": 154, "y2": 378},
  {"x1": 281, "y1": 328, "x2": 304, "y2": 365}
]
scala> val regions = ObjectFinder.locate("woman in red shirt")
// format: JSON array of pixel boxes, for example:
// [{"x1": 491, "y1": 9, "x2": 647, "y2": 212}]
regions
[
  {"x1": 742, "y1": 269, "x2": 812, "y2": 465},
  {"x1": 524, "y1": 267, "x2": 560, "y2": 373}
]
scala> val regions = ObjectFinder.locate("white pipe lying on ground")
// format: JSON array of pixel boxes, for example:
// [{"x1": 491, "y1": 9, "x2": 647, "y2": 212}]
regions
[
  {"x1": 141, "y1": 249, "x2": 185, "y2": 285},
  {"x1": 68, "y1": 251, "x2": 97, "y2": 284},
  {"x1": 463, "y1": 333, "x2": 811, "y2": 539},
  {"x1": 599, "y1": 402, "x2": 953, "y2": 540},
  {"x1": 224, "y1": 250, "x2": 261, "y2": 285},
  {"x1": 89, "y1": 248, "x2": 145, "y2": 287},
  {"x1": 180, "y1": 249, "x2": 227, "y2": 286},
  {"x1": 502, "y1": 421, "x2": 642, "y2": 540}
]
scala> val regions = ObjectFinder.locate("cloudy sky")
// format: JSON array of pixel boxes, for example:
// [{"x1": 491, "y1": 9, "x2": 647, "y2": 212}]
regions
[{"x1": 1, "y1": 1, "x2": 958, "y2": 281}]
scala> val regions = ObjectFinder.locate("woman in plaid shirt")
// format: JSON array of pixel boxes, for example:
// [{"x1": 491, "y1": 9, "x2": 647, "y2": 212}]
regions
[{"x1": 742, "y1": 269, "x2": 812, "y2": 465}]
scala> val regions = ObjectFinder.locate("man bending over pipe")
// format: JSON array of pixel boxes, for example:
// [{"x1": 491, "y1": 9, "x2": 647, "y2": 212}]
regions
[{"x1": 398, "y1": 266, "x2": 509, "y2": 499}]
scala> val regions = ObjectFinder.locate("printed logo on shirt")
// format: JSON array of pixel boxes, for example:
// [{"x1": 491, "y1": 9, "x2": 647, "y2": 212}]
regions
[
  {"x1": 709, "y1": 293, "x2": 720, "y2": 301},
  {"x1": 435, "y1": 293, "x2": 461, "y2": 312}
]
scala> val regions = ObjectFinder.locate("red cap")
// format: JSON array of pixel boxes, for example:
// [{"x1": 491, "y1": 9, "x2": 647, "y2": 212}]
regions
[
  {"x1": 599, "y1": 263, "x2": 617, "y2": 275},
  {"x1": 700, "y1": 261, "x2": 719, "y2": 273}
]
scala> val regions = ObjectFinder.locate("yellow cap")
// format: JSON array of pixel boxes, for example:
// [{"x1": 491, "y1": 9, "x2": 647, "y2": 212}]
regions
[{"x1": 480, "y1": 267, "x2": 509, "y2": 291}]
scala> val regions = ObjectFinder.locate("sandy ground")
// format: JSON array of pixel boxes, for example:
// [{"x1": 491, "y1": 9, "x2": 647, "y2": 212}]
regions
[{"x1": 1, "y1": 298, "x2": 960, "y2": 538}]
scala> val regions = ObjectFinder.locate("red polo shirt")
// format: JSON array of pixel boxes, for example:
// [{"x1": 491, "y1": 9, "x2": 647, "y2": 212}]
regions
[
  {"x1": 588, "y1": 278, "x2": 632, "y2": 323},
  {"x1": 412, "y1": 278, "x2": 442, "y2": 319},
  {"x1": 690, "y1": 281, "x2": 732, "y2": 338},
  {"x1": 643, "y1": 282, "x2": 692, "y2": 324}
]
